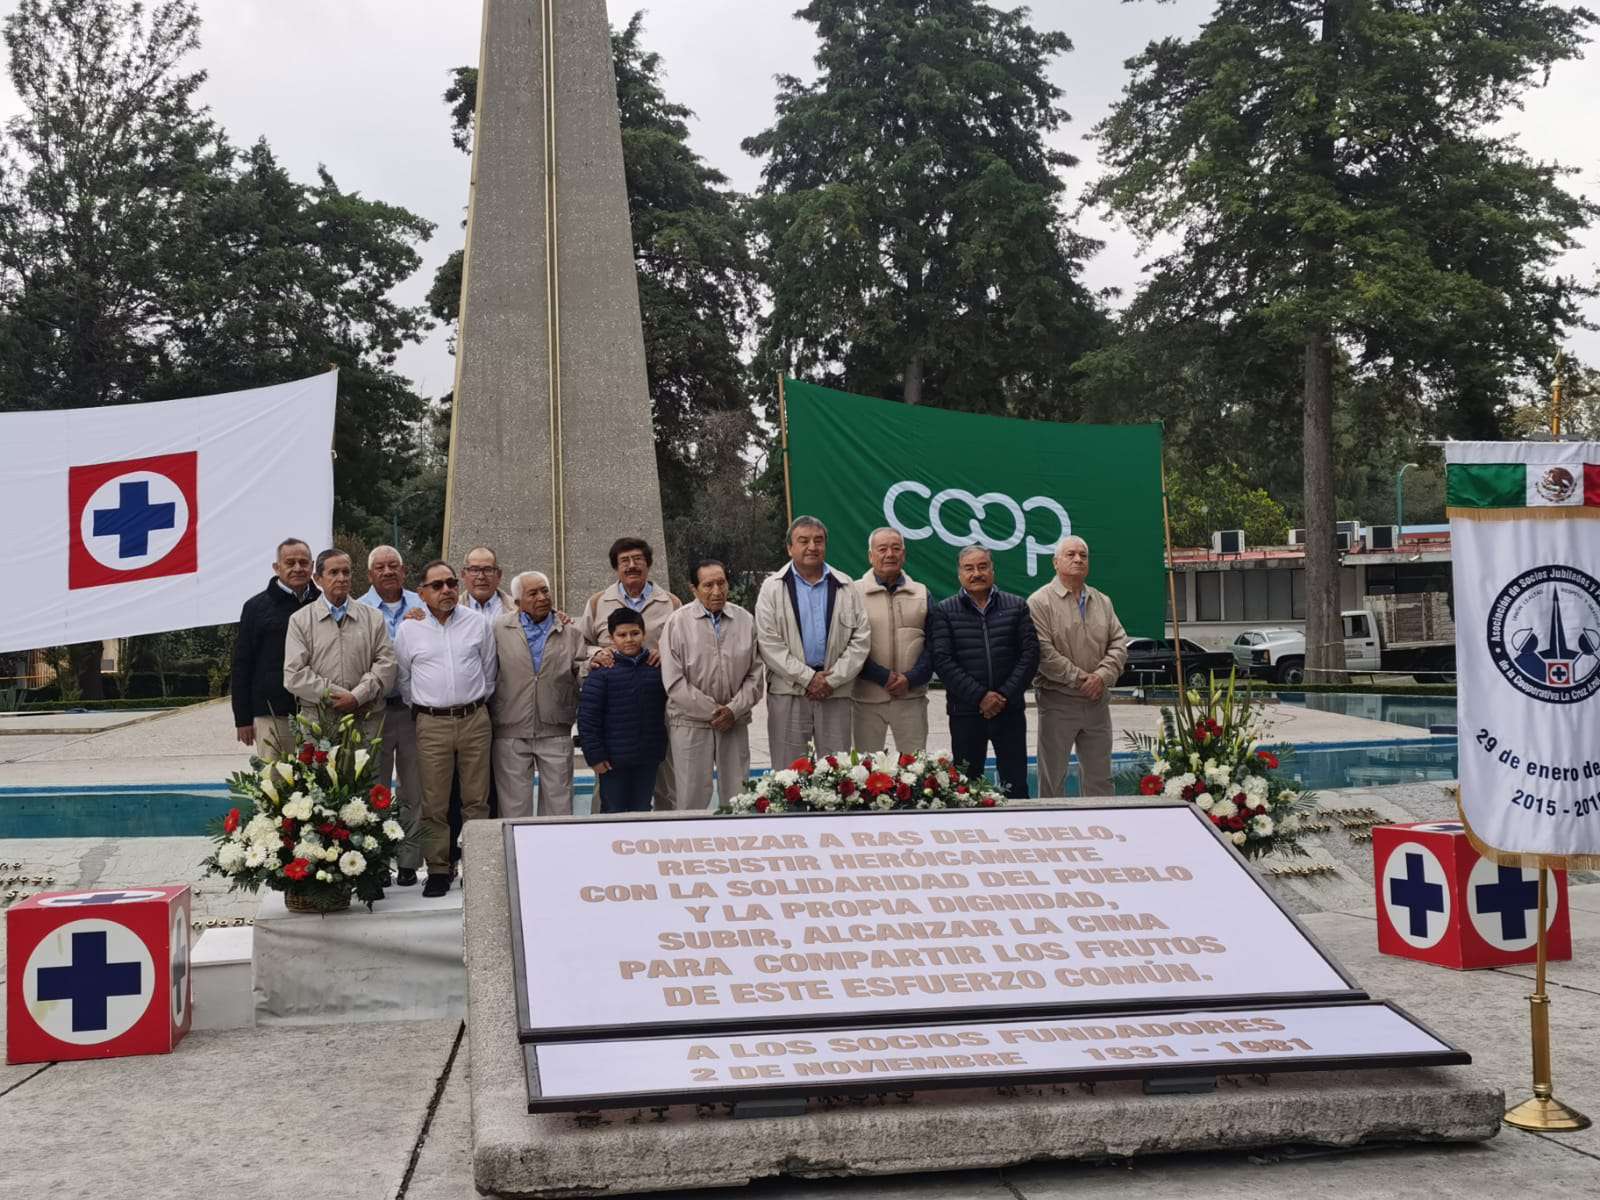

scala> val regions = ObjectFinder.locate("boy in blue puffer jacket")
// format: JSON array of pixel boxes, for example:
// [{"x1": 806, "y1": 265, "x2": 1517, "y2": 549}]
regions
[{"x1": 578, "y1": 607, "x2": 668, "y2": 813}]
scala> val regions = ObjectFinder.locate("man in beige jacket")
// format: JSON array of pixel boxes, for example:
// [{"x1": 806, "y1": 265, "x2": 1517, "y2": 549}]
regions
[
  {"x1": 754, "y1": 516, "x2": 871, "y2": 765},
  {"x1": 1027, "y1": 536, "x2": 1129, "y2": 797},
  {"x1": 851, "y1": 527, "x2": 932, "y2": 753},
  {"x1": 580, "y1": 536, "x2": 681, "y2": 808},
  {"x1": 283, "y1": 549, "x2": 397, "y2": 745},
  {"x1": 661, "y1": 560, "x2": 764, "y2": 807},
  {"x1": 489, "y1": 570, "x2": 583, "y2": 817}
]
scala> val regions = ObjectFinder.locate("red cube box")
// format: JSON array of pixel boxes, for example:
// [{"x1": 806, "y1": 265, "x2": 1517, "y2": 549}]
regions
[
  {"x1": 6, "y1": 886, "x2": 192, "y2": 1064},
  {"x1": 1373, "y1": 820, "x2": 1570, "y2": 970}
]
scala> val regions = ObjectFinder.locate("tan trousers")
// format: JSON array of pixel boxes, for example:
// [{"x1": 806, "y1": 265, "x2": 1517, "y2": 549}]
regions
[
  {"x1": 252, "y1": 715, "x2": 295, "y2": 761},
  {"x1": 670, "y1": 722, "x2": 751, "y2": 809},
  {"x1": 652, "y1": 753, "x2": 677, "y2": 813},
  {"x1": 767, "y1": 693, "x2": 854, "y2": 768},
  {"x1": 377, "y1": 702, "x2": 423, "y2": 870},
  {"x1": 1036, "y1": 690, "x2": 1114, "y2": 798},
  {"x1": 492, "y1": 734, "x2": 575, "y2": 818},
  {"x1": 851, "y1": 697, "x2": 930, "y2": 756},
  {"x1": 415, "y1": 705, "x2": 492, "y2": 873}
]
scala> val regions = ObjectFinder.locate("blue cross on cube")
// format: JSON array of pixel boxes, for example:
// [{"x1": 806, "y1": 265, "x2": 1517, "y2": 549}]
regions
[
  {"x1": 1389, "y1": 851, "x2": 1446, "y2": 938},
  {"x1": 46, "y1": 891, "x2": 153, "y2": 906},
  {"x1": 92, "y1": 480, "x2": 175, "y2": 559},
  {"x1": 35, "y1": 930, "x2": 143, "y2": 1033},
  {"x1": 1474, "y1": 866, "x2": 1540, "y2": 942}
]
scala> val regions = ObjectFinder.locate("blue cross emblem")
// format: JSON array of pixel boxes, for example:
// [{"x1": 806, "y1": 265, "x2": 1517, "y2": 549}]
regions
[
  {"x1": 1389, "y1": 851, "x2": 1446, "y2": 938},
  {"x1": 44, "y1": 891, "x2": 155, "y2": 906},
  {"x1": 1474, "y1": 867, "x2": 1540, "y2": 942},
  {"x1": 35, "y1": 930, "x2": 144, "y2": 1032},
  {"x1": 92, "y1": 480, "x2": 175, "y2": 558}
]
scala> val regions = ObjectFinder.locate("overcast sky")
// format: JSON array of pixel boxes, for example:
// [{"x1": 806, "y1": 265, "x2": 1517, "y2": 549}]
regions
[{"x1": 2, "y1": 0, "x2": 1596, "y2": 398}]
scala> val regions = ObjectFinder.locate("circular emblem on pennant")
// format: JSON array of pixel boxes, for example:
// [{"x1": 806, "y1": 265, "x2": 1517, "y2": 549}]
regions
[
  {"x1": 23, "y1": 918, "x2": 155, "y2": 1045},
  {"x1": 78, "y1": 469, "x2": 191, "y2": 573},
  {"x1": 1466, "y1": 858, "x2": 1556, "y2": 952},
  {"x1": 1486, "y1": 565, "x2": 1600, "y2": 704},
  {"x1": 1381, "y1": 842, "x2": 1451, "y2": 949}
]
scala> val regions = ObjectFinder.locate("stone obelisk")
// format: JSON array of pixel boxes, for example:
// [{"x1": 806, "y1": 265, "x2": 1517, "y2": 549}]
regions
[{"x1": 442, "y1": 0, "x2": 667, "y2": 607}]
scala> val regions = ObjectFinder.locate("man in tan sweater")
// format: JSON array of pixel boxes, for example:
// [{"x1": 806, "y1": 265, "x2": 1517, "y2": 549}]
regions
[
  {"x1": 851, "y1": 527, "x2": 932, "y2": 753},
  {"x1": 283, "y1": 549, "x2": 397, "y2": 745},
  {"x1": 1027, "y1": 536, "x2": 1128, "y2": 797},
  {"x1": 489, "y1": 570, "x2": 584, "y2": 817}
]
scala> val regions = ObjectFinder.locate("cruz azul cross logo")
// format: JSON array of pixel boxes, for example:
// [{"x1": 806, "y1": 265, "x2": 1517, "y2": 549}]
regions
[
  {"x1": 67, "y1": 452, "x2": 198, "y2": 589},
  {"x1": 1485, "y1": 565, "x2": 1600, "y2": 705}
]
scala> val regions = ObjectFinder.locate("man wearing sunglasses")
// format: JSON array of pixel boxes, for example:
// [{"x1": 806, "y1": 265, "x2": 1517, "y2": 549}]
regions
[{"x1": 394, "y1": 560, "x2": 499, "y2": 897}]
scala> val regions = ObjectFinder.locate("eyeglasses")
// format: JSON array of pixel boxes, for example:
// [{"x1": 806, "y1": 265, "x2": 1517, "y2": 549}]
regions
[
  {"x1": 463, "y1": 565, "x2": 499, "y2": 575},
  {"x1": 422, "y1": 578, "x2": 460, "y2": 591}
]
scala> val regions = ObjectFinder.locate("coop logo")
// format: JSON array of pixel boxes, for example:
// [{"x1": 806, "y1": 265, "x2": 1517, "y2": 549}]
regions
[
  {"x1": 1485, "y1": 565, "x2": 1600, "y2": 705},
  {"x1": 883, "y1": 482, "x2": 1071, "y2": 577},
  {"x1": 66, "y1": 452, "x2": 199, "y2": 590}
]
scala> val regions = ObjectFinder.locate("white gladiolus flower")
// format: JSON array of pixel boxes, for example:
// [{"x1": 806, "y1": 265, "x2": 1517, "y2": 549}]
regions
[
  {"x1": 258, "y1": 771, "x2": 279, "y2": 803},
  {"x1": 217, "y1": 843, "x2": 245, "y2": 873},
  {"x1": 275, "y1": 760, "x2": 296, "y2": 784},
  {"x1": 382, "y1": 820, "x2": 405, "y2": 841},
  {"x1": 1231, "y1": 830, "x2": 1248, "y2": 846},
  {"x1": 339, "y1": 800, "x2": 372, "y2": 827},
  {"x1": 1251, "y1": 815, "x2": 1275, "y2": 837},
  {"x1": 339, "y1": 850, "x2": 367, "y2": 876}
]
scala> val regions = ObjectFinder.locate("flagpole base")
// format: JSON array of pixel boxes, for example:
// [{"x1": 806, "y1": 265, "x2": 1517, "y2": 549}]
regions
[{"x1": 1504, "y1": 1094, "x2": 1592, "y2": 1132}]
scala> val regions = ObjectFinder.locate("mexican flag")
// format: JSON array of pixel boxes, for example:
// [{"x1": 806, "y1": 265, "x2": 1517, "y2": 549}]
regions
[{"x1": 1447, "y1": 442, "x2": 1600, "y2": 862}]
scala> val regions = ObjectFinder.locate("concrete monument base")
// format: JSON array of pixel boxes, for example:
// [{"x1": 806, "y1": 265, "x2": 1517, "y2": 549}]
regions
[{"x1": 461, "y1": 822, "x2": 1503, "y2": 1198}]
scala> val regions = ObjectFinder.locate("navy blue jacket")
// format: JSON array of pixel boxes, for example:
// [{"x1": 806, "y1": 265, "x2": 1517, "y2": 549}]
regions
[
  {"x1": 231, "y1": 576, "x2": 322, "y2": 726},
  {"x1": 928, "y1": 588, "x2": 1040, "y2": 717},
  {"x1": 577, "y1": 652, "x2": 667, "y2": 768}
]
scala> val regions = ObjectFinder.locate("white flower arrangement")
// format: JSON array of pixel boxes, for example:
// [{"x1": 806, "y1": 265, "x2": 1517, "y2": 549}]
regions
[{"x1": 725, "y1": 747, "x2": 1006, "y2": 815}]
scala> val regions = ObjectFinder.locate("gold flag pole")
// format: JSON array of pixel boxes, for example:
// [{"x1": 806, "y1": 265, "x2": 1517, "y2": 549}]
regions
[
  {"x1": 1503, "y1": 867, "x2": 1590, "y2": 1131},
  {"x1": 1158, "y1": 450, "x2": 1192, "y2": 724},
  {"x1": 778, "y1": 374, "x2": 794, "y2": 529},
  {"x1": 1550, "y1": 350, "x2": 1564, "y2": 439}
]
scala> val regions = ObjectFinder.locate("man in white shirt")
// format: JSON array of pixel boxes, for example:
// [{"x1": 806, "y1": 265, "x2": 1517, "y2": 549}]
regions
[
  {"x1": 395, "y1": 560, "x2": 498, "y2": 898},
  {"x1": 357, "y1": 545, "x2": 426, "y2": 886},
  {"x1": 461, "y1": 545, "x2": 513, "y2": 617}
]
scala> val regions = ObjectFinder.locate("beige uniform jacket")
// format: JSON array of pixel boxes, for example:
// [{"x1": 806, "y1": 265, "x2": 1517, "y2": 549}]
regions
[
  {"x1": 578, "y1": 581, "x2": 681, "y2": 656},
  {"x1": 1027, "y1": 581, "x2": 1129, "y2": 693},
  {"x1": 754, "y1": 562, "x2": 871, "y2": 697},
  {"x1": 283, "y1": 601, "x2": 397, "y2": 720},
  {"x1": 851, "y1": 570, "x2": 931, "y2": 704},
  {"x1": 488, "y1": 610, "x2": 583, "y2": 739},
  {"x1": 661, "y1": 600, "x2": 764, "y2": 727}
]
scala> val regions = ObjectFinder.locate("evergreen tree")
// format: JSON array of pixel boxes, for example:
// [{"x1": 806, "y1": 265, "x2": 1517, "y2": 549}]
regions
[
  {"x1": 743, "y1": 0, "x2": 1104, "y2": 415},
  {"x1": 1094, "y1": 0, "x2": 1595, "y2": 680}
]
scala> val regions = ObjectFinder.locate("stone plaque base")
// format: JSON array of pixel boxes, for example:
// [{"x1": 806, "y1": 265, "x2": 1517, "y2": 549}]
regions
[{"x1": 462, "y1": 823, "x2": 1501, "y2": 1198}]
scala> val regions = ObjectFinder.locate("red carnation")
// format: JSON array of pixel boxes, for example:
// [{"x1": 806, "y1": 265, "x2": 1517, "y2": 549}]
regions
[
  {"x1": 369, "y1": 785, "x2": 393, "y2": 810},
  {"x1": 282, "y1": 835, "x2": 295, "y2": 847},
  {"x1": 957, "y1": 785, "x2": 969, "y2": 795},
  {"x1": 754, "y1": 797, "x2": 770, "y2": 813},
  {"x1": 1194, "y1": 727, "x2": 1209, "y2": 743},
  {"x1": 298, "y1": 743, "x2": 316, "y2": 764},
  {"x1": 896, "y1": 782, "x2": 913, "y2": 801},
  {"x1": 791, "y1": 757, "x2": 814, "y2": 774},
  {"x1": 224, "y1": 807, "x2": 241, "y2": 834},
  {"x1": 1257, "y1": 750, "x2": 1280, "y2": 769},
  {"x1": 317, "y1": 822, "x2": 335, "y2": 836},
  {"x1": 865, "y1": 771, "x2": 897, "y2": 797},
  {"x1": 825, "y1": 755, "x2": 839, "y2": 769},
  {"x1": 314, "y1": 750, "x2": 329, "y2": 765},
  {"x1": 1225, "y1": 813, "x2": 1246, "y2": 831},
  {"x1": 839, "y1": 780, "x2": 857, "y2": 797},
  {"x1": 333, "y1": 828, "x2": 351, "y2": 841},
  {"x1": 1181, "y1": 782, "x2": 1200, "y2": 801},
  {"x1": 898, "y1": 753, "x2": 916, "y2": 768},
  {"x1": 284, "y1": 858, "x2": 311, "y2": 880},
  {"x1": 980, "y1": 796, "x2": 997, "y2": 808},
  {"x1": 1139, "y1": 775, "x2": 1164, "y2": 797},
  {"x1": 281, "y1": 818, "x2": 298, "y2": 835},
  {"x1": 784, "y1": 785, "x2": 802, "y2": 803}
]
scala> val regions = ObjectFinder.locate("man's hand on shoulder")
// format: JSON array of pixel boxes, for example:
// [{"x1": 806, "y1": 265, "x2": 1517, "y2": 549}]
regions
[{"x1": 403, "y1": 608, "x2": 426, "y2": 622}]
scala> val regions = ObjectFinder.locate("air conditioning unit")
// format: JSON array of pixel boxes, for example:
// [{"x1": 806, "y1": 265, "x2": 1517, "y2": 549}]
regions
[
  {"x1": 1335, "y1": 530, "x2": 1352, "y2": 552},
  {"x1": 1337, "y1": 520, "x2": 1360, "y2": 543},
  {"x1": 1288, "y1": 528, "x2": 1305, "y2": 546},
  {"x1": 1368, "y1": 524, "x2": 1398, "y2": 551},
  {"x1": 1211, "y1": 529, "x2": 1246, "y2": 555}
]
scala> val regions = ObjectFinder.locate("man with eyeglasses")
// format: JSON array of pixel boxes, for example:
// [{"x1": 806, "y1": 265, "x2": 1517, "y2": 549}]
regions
[
  {"x1": 394, "y1": 560, "x2": 498, "y2": 898},
  {"x1": 357, "y1": 545, "x2": 426, "y2": 886},
  {"x1": 461, "y1": 546, "x2": 513, "y2": 617}
]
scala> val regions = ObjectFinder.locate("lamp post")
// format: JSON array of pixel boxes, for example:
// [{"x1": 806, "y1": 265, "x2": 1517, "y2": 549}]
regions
[{"x1": 1396, "y1": 462, "x2": 1418, "y2": 547}]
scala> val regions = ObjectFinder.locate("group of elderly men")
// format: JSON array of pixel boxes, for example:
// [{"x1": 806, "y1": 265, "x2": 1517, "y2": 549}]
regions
[{"x1": 229, "y1": 519, "x2": 1128, "y2": 897}]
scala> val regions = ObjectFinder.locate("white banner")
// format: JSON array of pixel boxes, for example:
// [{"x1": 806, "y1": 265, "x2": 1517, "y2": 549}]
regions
[
  {"x1": 0, "y1": 373, "x2": 336, "y2": 654},
  {"x1": 1448, "y1": 441, "x2": 1600, "y2": 857}
]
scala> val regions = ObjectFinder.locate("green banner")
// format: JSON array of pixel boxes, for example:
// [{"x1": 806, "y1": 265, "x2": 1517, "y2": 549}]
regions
[{"x1": 784, "y1": 379, "x2": 1166, "y2": 635}]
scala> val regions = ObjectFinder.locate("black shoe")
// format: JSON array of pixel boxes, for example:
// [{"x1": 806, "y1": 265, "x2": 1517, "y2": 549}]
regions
[
  {"x1": 422, "y1": 874, "x2": 451, "y2": 898},
  {"x1": 396, "y1": 868, "x2": 418, "y2": 887}
]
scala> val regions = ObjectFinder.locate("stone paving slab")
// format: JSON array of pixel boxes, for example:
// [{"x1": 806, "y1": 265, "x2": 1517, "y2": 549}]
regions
[{"x1": 0, "y1": 710, "x2": 162, "y2": 734}]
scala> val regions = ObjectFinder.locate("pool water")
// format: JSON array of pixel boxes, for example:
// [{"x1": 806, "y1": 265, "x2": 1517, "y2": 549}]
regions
[
  {"x1": 1275, "y1": 692, "x2": 1458, "y2": 733},
  {"x1": 0, "y1": 738, "x2": 1458, "y2": 838}
]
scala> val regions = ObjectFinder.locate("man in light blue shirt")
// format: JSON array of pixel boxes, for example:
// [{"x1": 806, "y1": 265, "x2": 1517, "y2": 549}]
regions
[
  {"x1": 794, "y1": 568, "x2": 830, "y2": 669},
  {"x1": 357, "y1": 545, "x2": 426, "y2": 885}
]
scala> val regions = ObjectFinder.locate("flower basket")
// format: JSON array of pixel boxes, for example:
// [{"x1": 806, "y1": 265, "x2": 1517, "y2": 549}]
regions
[
  {"x1": 723, "y1": 747, "x2": 1006, "y2": 814},
  {"x1": 205, "y1": 707, "x2": 403, "y2": 911},
  {"x1": 1124, "y1": 670, "x2": 1315, "y2": 859}
]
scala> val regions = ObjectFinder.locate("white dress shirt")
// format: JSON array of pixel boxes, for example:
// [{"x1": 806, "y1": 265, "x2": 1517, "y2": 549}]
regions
[
  {"x1": 464, "y1": 592, "x2": 507, "y2": 618},
  {"x1": 394, "y1": 606, "x2": 498, "y2": 708}
]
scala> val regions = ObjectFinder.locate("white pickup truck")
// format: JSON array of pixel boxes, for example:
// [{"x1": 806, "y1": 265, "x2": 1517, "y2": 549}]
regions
[{"x1": 1232, "y1": 608, "x2": 1455, "y2": 684}]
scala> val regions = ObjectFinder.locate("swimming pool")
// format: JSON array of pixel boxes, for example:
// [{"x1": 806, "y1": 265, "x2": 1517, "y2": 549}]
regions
[{"x1": 0, "y1": 737, "x2": 1458, "y2": 838}]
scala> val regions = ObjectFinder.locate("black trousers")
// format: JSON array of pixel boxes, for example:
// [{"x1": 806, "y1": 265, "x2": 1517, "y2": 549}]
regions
[
  {"x1": 949, "y1": 708, "x2": 1030, "y2": 799},
  {"x1": 599, "y1": 764, "x2": 657, "y2": 813}
]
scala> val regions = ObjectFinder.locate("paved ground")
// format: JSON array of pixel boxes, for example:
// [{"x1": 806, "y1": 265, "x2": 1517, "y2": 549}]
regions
[{"x1": 7, "y1": 779, "x2": 1600, "y2": 1198}]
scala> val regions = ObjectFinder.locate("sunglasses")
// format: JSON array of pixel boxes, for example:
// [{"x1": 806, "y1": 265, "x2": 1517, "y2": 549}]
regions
[{"x1": 422, "y1": 578, "x2": 460, "y2": 591}]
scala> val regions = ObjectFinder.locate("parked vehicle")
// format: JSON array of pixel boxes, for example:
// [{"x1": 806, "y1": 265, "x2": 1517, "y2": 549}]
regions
[
  {"x1": 1232, "y1": 609, "x2": 1455, "y2": 684},
  {"x1": 1118, "y1": 638, "x2": 1237, "y2": 688}
]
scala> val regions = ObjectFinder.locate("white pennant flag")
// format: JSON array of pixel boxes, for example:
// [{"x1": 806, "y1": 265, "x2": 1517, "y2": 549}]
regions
[{"x1": 0, "y1": 373, "x2": 336, "y2": 654}]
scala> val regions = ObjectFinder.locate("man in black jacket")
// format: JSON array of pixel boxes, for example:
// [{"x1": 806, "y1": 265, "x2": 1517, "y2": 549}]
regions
[
  {"x1": 231, "y1": 538, "x2": 320, "y2": 759},
  {"x1": 928, "y1": 545, "x2": 1040, "y2": 798}
]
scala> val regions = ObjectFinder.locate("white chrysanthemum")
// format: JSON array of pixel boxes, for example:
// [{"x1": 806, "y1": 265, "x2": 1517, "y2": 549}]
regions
[
  {"x1": 1278, "y1": 788, "x2": 1298, "y2": 804},
  {"x1": 1204, "y1": 762, "x2": 1231, "y2": 786},
  {"x1": 1194, "y1": 791, "x2": 1215, "y2": 812},
  {"x1": 244, "y1": 815, "x2": 279, "y2": 846},
  {"x1": 282, "y1": 795, "x2": 313, "y2": 821},
  {"x1": 244, "y1": 844, "x2": 269, "y2": 868},
  {"x1": 1251, "y1": 815, "x2": 1275, "y2": 837},
  {"x1": 1162, "y1": 772, "x2": 1196, "y2": 799},
  {"x1": 362, "y1": 835, "x2": 380, "y2": 851},
  {"x1": 872, "y1": 795, "x2": 895, "y2": 810},
  {"x1": 848, "y1": 764, "x2": 869, "y2": 784},
  {"x1": 773, "y1": 769, "x2": 798, "y2": 787},
  {"x1": 1230, "y1": 830, "x2": 1248, "y2": 846},
  {"x1": 382, "y1": 819, "x2": 405, "y2": 841},
  {"x1": 217, "y1": 842, "x2": 245, "y2": 873},
  {"x1": 339, "y1": 799, "x2": 372, "y2": 827},
  {"x1": 1210, "y1": 793, "x2": 1237, "y2": 816},
  {"x1": 339, "y1": 850, "x2": 367, "y2": 876},
  {"x1": 899, "y1": 771, "x2": 917, "y2": 785},
  {"x1": 292, "y1": 839, "x2": 321, "y2": 861}
]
